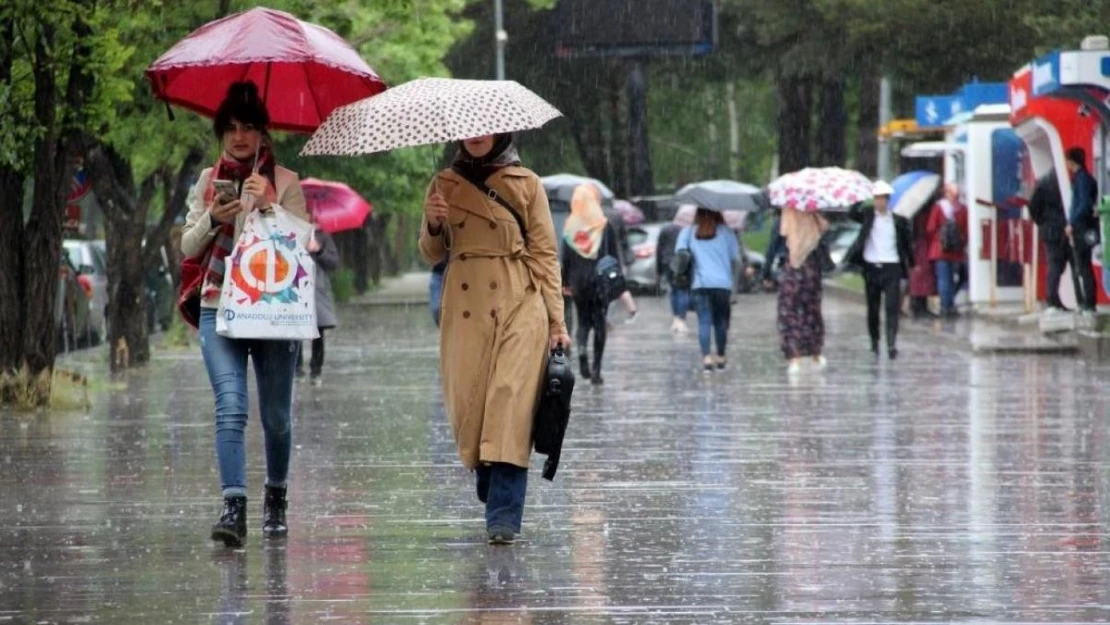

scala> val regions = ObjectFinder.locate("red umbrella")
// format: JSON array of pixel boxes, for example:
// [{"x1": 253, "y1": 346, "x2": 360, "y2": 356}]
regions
[
  {"x1": 301, "y1": 178, "x2": 372, "y2": 233},
  {"x1": 146, "y1": 7, "x2": 387, "y2": 134}
]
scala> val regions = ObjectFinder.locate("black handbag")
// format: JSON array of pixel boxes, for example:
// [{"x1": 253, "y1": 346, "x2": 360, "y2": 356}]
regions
[{"x1": 533, "y1": 346, "x2": 575, "y2": 481}]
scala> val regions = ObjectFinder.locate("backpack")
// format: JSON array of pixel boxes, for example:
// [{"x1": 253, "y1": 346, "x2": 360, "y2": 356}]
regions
[
  {"x1": 940, "y1": 219, "x2": 963, "y2": 253},
  {"x1": 593, "y1": 255, "x2": 626, "y2": 302},
  {"x1": 669, "y1": 226, "x2": 695, "y2": 290}
]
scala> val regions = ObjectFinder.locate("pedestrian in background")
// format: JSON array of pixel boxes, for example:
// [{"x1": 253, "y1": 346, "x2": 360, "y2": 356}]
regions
[
  {"x1": 762, "y1": 211, "x2": 786, "y2": 291},
  {"x1": 295, "y1": 223, "x2": 339, "y2": 386},
  {"x1": 1027, "y1": 173, "x2": 1075, "y2": 312},
  {"x1": 1064, "y1": 147, "x2": 1100, "y2": 315},
  {"x1": 676, "y1": 207, "x2": 740, "y2": 372},
  {"x1": 562, "y1": 184, "x2": 621, "y2": 384},
  {"x1": 180, "y1": 81, "x2": 308, "y2": 547},
  {"x1": 926, "y1": 183, "x2": 969, "y2": 317},
  {"x1": 657, "y1": 222, "x2": 691, "y2": 333},
  {"x1": 845, "y1": 181, "x2": 914, "y2": 359},
  {"x1": 420, "y1": 133, "x2": 569, "y2": 546},
  {"x1": 429, "y1": 259, "x2": 448, "y2": 326},
  {"x1": 777, "y1": 208, "x2": 828, "y2": 375},
  {"x1": 907, "y1": 205, "x2": 936, "y2": 318}
]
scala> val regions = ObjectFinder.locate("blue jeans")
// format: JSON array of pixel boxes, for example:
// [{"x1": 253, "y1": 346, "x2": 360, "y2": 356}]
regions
[
  {"x1": 429, "y1": 270, "x2": 445, "y2": 327},
  {"x1": 694, "y1": 288, "x2": 731, "y2": 357},
  {"x1": 936, "y1": 260, "x2": 956, "y2": 313},
  {"x1": 199, "y1": 308, "x2": 298, "y2": 498},
  {"x1": 670, "y1": 286, "x2": 691, "y2": 320},
  {"x1": 476, "y1": 463, "x2": 528, "y2": 533}
]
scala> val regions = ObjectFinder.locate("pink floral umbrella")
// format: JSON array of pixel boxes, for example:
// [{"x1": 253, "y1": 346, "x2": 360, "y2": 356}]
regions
[
  {"x1": 768, "y1": 167, "x2": 872, "y2": 212},
  {"x1": 301, "y1": 178, "x2": 372, "y2": 233}
]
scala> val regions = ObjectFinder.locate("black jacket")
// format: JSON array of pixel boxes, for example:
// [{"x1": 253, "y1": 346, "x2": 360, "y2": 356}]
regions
[
  {"x1": 844, "y1": 204, "x2": 914, "y2": 275},
  {"x1": 656, "y1": 223, "x2": 682, "y2": 275},
  {"x1": 1028, "y1": 174, "x2": 1067, "y2": 244},
  {"x1": 560, "y1": 223, "x2": 620, "y2": 298}
]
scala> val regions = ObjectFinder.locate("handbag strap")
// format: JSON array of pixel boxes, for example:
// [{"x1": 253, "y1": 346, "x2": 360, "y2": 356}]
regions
[{"x1": 450, "y1": 165, "x2": 529, "y2": 245}]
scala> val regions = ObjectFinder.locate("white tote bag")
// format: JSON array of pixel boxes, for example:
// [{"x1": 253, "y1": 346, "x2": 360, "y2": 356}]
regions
[{"x1": 216, "y1": 206, "x2": 319, "y2": 340}]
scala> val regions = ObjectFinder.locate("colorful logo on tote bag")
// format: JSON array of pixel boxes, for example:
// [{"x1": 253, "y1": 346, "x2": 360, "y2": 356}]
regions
[{"x1": 229, "y1": 232, "x2": 310, "y2": 305}]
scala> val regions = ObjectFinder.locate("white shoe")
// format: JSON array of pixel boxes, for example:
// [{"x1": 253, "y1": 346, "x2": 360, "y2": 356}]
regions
[
  {"x1": 625, "y1": 311, "x2": 639, "y2": 325},
  {"x1": 814, "y1": 356, "x2": 827, "y2": 370},
  {"x1": 787, "y1": 360, "x2": 802, "y2": 376}
]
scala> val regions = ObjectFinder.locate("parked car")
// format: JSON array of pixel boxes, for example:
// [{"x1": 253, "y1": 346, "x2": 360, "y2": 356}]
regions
[
  {"x1": 56, "y1": 253, "x2": 97, "y2": 350},
  {"x1": 63, "y1": 239, "x2": 108, "y2": 340},
  {"x1": 625, "y1": 222, "x2": 664, "y2": 294}
]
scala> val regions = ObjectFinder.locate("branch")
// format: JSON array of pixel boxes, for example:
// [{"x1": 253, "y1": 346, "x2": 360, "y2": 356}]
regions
[
  {"x1": 142, "y1": 147, "x2": 203, "y2": 269},
  {"x1": 84, "y1": 141, "x2": 136, "y2": 222}
]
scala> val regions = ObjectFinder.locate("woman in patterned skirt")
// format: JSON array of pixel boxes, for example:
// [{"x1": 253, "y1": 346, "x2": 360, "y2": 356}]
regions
[{"x1": 777, "y1": 207, "x2": 829, "y2": 375}]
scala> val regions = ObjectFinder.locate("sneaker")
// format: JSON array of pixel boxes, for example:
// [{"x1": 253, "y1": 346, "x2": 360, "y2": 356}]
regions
[
  {"x1": 310, "y1": 376, "x2": 322, "y2": 388},
  {"x1": 675, "y1": 320, "x2": 689, "y2": 334},
  {"x1": 814, "y1": 356, "x2": 827, "y2": 370},
  {"x1": 625, "y1": 310, "x2": 639, "y2": 325},
  {"x1": 787, "y1": 360, "x2": 802, "y2": 376},
  {"x1": 716, "y1": 358, "x2": 727, "y2": 371},
  {"x1": 488, "y1": 527, "x2": 515, "y2": 545}
]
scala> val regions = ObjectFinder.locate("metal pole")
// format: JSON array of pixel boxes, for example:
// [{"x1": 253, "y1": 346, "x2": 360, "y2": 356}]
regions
[
  {"x1": 494, "y1": 0, "x2": 506, "y2": 80},
  {"x1": 877, "y1": 75, "x2": 892, "y2": 180}
]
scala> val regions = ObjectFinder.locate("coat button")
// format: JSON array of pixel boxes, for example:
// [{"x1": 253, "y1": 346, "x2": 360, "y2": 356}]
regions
[
  {"x1": 462, "y1": 283, "x2": 469, "y2": 291},
  {"x1": 458, "y1": 221, "x2": 465, "y2": 229},
  {"x1": 489, "y1": 222, "x2": 497, "y2": 229},
  {"x1": 489, "y1": 281, "x2": 497, "y2": 290},
  {"x1": 463, "y1": 311, "x2": 471, "y2": 319},
  {"x1": 490, "y1": 310, "x2": 496, "y2": 318},
  {"x1": 459, "y1": 254, "x2": 467, "y2": 261}
]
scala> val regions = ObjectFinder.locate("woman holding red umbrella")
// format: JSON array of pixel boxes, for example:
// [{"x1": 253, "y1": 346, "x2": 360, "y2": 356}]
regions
[{"x1": 180, "y1": 82, "x2": 310, "y2": 548}]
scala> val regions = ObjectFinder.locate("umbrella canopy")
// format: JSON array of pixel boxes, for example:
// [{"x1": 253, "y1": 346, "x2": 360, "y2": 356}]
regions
[
  {"x1": 301, "y1": 178, "x2": 373, "y2": 234},
  {"x1": 301, "y1": 78, "x2": 562, "y2": 156},
  {"x1": 768, "y1": 167, "x2": 873, "y2": 212},
  {"x1": 891, "y1": 171, "x2": 942, "y2": 218},
  {"x1": 541, "y1": 173, "x2": 615, "y2": 203},
  {"x1": 613, "y1": 200, "x2": 644, "y2": 226},
  {"x1": 147, "y1": 7, "x2": 387, "y2": 134},
  {"x1": 674, "y1": 180, "x2": 765, "y2": 213},
  {"x1": 672, "y1": 204, "x2": 746, "y2": 230}
]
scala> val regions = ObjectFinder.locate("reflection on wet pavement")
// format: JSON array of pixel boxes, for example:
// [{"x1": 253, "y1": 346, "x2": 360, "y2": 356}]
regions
[{"x1": 3, "y1": 295, "x2": 1110, "y2": 623}]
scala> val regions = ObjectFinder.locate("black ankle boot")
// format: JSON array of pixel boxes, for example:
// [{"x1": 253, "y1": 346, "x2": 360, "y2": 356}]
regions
[
  {"x1": 211, "y1": 496, "x2": 247, "y2": 547},
  {"x1": 578, "y1": 353, "x2": 590, "y2": 379},
  {"x1": 263, "y1": 485, "x2": 288, "y2": 538}
]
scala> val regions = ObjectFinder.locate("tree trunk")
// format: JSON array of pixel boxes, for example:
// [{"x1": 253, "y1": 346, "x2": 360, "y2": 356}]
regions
[
  {"x1": 816, "y1": 78, "x2": 847, "y2": 166},
  {"x1": 608, "y1": 62, "x2": 628, "y2": 197},
  {"x1": 561, "y1": 62, "x2": 610, "y2": 186},
  {"x1": 0, "y1": 20, "x2": 25, "y2": 387},
  {"x1": 775, "y1": 74, "x2": 813, "y2": 174},
  {"x1": 21, "y1": 23, "x2": 63, "y2": 396},
  {"x1": 855, "y1": 73, "x2": 880, "y2": 177},
  {"x1": 626, "y1": 60, "x2": 655, "y2": 197},
  {"x1": 727, "y1": 81, "x2": 740, "y2": 180}
]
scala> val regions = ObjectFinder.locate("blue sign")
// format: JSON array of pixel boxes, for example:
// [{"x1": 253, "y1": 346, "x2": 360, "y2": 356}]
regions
[
  {"x1": 1031, "y1": 50, "x2": 1061, "y2": 97},
  {"x1": 915, "y1": 96, "x2": 962, "y2": 127},
  {"x1": 915, "y1": 81, "x2": 1009, "y2": 127}
]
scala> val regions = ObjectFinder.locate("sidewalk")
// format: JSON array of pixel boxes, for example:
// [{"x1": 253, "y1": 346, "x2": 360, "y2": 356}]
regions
[
  {"x1": 824, "y1": 278, "x2": 1079, "y2": 355},
  {"x1": 349, "y1": 271, "x2": 431, "y2": 306}
]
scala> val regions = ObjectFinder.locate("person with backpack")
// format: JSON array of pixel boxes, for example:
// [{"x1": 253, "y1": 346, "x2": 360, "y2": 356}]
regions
[
  {"x1": 675, "y1": 207, "x2": 740, "y2": 372},
  {"x1": 926, "y1": 183, "x2": 969, "y2": 317},
  {"x1": 561, "y1": 184, "x2": 621, "y2": 385}
]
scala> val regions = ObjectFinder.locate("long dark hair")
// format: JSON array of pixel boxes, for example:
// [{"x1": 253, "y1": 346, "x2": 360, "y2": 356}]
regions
[{"x1": 695, "y1": 208, "x2": 723, "y2": 239}]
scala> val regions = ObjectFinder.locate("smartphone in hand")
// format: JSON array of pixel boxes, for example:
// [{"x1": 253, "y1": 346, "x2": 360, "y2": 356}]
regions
[{"x1": 213, "y1": 179, "x2": 238, "y2": 204}]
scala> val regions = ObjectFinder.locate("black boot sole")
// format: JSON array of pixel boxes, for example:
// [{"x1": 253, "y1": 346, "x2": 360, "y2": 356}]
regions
[
  {"x1": 262, "y1": 526, "x2": 288, "y2": 539},
  {"x1": 211, "y1": 526, "x2": 245, "y2": 548}
]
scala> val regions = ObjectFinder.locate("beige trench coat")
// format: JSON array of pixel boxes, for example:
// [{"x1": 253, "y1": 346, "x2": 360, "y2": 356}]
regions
[{"x1": 419, "y1": 166, "x2": 566, "y2": 470}]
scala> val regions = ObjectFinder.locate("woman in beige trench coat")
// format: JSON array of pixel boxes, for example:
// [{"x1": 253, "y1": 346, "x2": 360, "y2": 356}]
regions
[{"x1": 420, "y1": 133, "x2": 570, "y2": 545}]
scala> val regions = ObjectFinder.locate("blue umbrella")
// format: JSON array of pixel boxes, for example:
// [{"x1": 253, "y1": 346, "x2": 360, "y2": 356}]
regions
[{"x1": 891, "y1": 171, "x2": 941, "y2": 218}]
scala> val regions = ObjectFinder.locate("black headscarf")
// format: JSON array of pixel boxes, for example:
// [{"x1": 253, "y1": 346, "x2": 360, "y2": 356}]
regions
[{"x1": 451, "y1": 134, "x2": 521, "y2": 182}]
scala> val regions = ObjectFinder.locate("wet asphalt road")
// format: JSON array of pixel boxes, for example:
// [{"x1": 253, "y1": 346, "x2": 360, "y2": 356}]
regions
[{"x1": 3, "y1": 293, "x2": 1110, "y2": 624}]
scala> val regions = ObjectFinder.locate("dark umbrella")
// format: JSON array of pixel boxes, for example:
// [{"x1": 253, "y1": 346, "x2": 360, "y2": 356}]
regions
[{"x1": 674, "y1": 180, "x2": 765, "y2": 213}]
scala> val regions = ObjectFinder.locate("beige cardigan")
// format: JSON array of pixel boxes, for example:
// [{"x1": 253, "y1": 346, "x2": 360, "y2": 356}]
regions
[{"x1": 180, "y1": 165, "x2": 309, "y2": 309}]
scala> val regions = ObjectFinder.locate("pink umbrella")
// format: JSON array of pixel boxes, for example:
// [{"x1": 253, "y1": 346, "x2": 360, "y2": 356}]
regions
[
  {"x1": 146, "y1": 7, "x2": 387, "y2": 134},
  {"x1": 614, "y1": 200, "x2": 644, "y2": 226},
  {"x1": 301, "y1": 178, "x2": 373, "y2": 233},
  {"x1": 672, "y1": 204, "x2": 746, "y2": 230}
]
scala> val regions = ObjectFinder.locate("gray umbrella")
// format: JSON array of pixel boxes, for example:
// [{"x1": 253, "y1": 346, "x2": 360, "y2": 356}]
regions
[
  {"x1": 674, "y1": 180, "x2": 766, "y2": 213},
  {"x1": 540, "y1": 173, "x2": 615, "y2": 204}
]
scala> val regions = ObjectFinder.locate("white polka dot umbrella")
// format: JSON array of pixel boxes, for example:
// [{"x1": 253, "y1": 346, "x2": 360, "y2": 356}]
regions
[
  {"x1": 300, "y1": 77, "x2": 563, "y2": 156},
  {"x1": 768, "y1": 167, "x2": 873, "y2": 212}
]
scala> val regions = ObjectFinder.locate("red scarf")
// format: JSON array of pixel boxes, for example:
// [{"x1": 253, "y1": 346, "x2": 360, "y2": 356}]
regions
[{"x1": 201, "y1": 147, "x2": 279, "y2": 300}]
